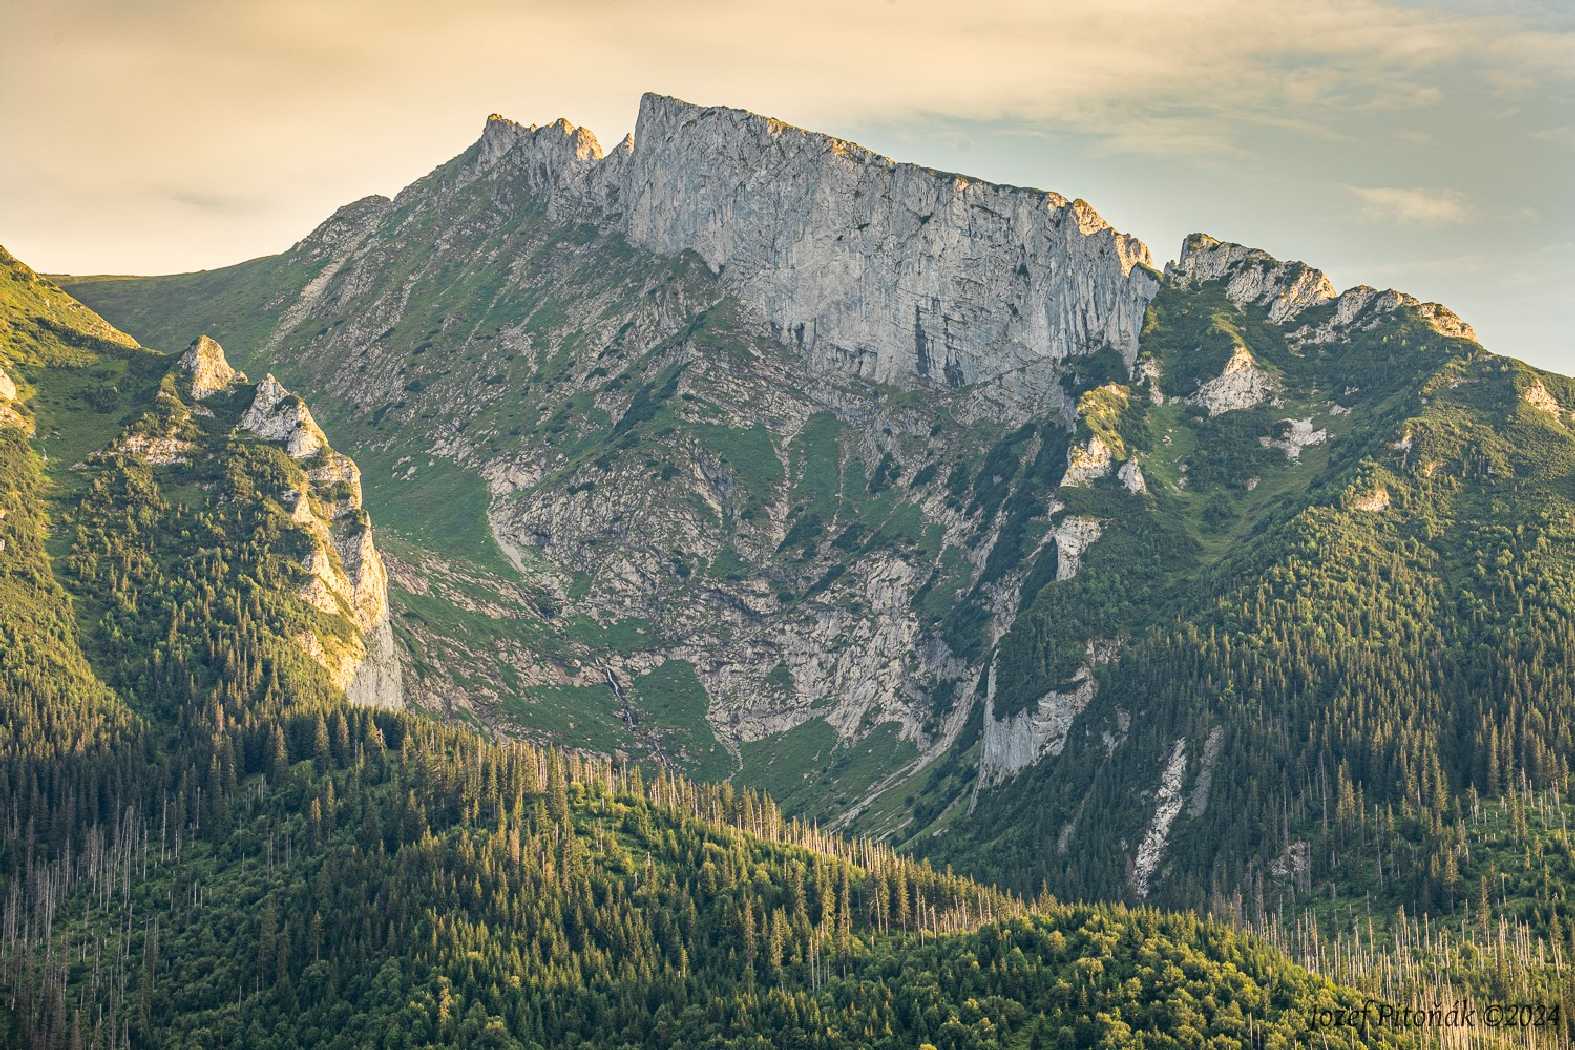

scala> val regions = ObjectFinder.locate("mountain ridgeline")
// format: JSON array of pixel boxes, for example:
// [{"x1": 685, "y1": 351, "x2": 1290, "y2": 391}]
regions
[
  {"x1": 0, "y1": 246, "x2": 1416, "y2": 1047},
  {"x1": 56, "y1": 93, "x2": 1575, "y2": 959}
]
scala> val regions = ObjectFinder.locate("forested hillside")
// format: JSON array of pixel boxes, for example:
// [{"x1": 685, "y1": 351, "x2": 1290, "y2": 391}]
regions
[{"x1": 922, "y1": 250, "x2": 1575, "y2": 923}]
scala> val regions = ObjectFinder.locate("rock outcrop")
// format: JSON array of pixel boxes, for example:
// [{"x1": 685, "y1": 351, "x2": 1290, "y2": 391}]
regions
[
  {"x1": 241, "y1": 374, "x2": 329, "y2": 458},
  {"x1": 1351, "y1": 487, "x2": 1391, "y2": 512},
  {"x1": 1130, "y1": 738, "x2": 1189, "y2": 899},
  {"x1": 1188, "y1": 346, "x2": 1275, "y2": 415},
  {"x1": 1170, "y1": 232, "x2": 1477, "y2": 344},
  {"x1": 179, "y1": 334, "x2": 244, "y2": 400},
  {"x1": 224, "y1": 352, "x2": 401, "y2": 709},
  {"x1": 1118, "y1": 458, "x2": 1147, "y2": 495},
  {"x1": 1061, "y1": 437, "x2": 1114, "y2": 488},
  {"x1": 1053, "y1": 516, "x2": 1103, "y2": 581},
  {"x1": 0, "y1": 364, "x2": 20, "y2": 430},
  {"x1": 979, "y1": 640, "x2": 1115, "y2": 788},
  {"x1": 1168, "y1": 234, "x2": 1335, "y2": 324},
  {"x1": 1260, "y1": 417, "x2": 1328, "y2": 461},
  {"x1": 1523, "y1": 379, "x2": 1565, "y2": 418}
]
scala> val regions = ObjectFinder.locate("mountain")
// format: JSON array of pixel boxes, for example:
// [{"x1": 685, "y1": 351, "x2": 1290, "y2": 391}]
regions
[
  {"x1": 0, "y1": 243, "x2": 1420, "y2": 1049},
  {"x1": 65, "y1": 95, "x2": 1166, "y2": 821},
  {"x1": 62, "y1": 92, "x2": 1575, "y2": 934}
]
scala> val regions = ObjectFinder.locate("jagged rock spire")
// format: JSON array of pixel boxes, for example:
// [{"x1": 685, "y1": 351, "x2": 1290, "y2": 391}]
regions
[
  {"x1": 1168, "y1": 234, "x2": 1337, "y2": 324},
  {"x1": 179, "y1": 334, "x2": 245, "y2": 400}
]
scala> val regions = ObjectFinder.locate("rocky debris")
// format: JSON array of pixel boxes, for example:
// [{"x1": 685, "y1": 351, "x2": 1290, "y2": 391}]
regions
[
  {"x1": 114, "y1": 432, "x2": 195, "y2": 465},
  {"x1": 1186, "y1": 727, "x2": 1225, "y2": 818},
  {"x1": 0, "y1": 365, "x2": 15, "y2": 402},
  {"x1": 179, "y1": 335, "x2": 244, "y2": 400},
  {"x1": 1131, "y1": 738, "x2": 1189, "y2": 899},
  {"x1": 1259, "y1": 418, "x2": 1328, "y2": 461},
  {"x1": 241, "y1": 375, "x2": 328, "y2": 458},
  {"x1": 1135, "y1": 357, "x2": 1165, "y2": 404},
  {"x1": 1053, "y1": 516, "x2": 1103, "y2": 581},
  {"x1": 1188, "y1": 345, "x2": 1276, "y2": 415},
  {"x1": 1168, "y1": 233, "x2": 1335, "y2": 324},
  {"x1": 1062, "y1": 436, "x2": 1113, "y2": 487},
  {"x1": 1351, "y1": 487, "x2": 1391, "y2": 512},
  {"x1": 1269, "y1": 840, "x2": 1312, "y2": 890},
  {"x1": 1118, "y1": 458, "x2": 1147, "y2": 495},
  {"x1": 1524, "y1": 379, "x2": 1565, "y2": 418}
]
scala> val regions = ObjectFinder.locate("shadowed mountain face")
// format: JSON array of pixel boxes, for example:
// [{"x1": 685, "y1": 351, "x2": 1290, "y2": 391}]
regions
[{"x1": 65, "y1": 92, "x2": 1575, "y2": 921}]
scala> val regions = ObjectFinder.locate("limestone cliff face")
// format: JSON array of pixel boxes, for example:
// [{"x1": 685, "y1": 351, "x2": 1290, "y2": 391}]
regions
[{"x1": 618, "y1": 95, "x2": 1159, "y2": 402}]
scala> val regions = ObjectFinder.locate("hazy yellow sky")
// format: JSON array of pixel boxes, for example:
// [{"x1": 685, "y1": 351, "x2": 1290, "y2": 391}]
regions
[{"x1": 2, "y1": 0, "x2": 1572, "y2": 368}]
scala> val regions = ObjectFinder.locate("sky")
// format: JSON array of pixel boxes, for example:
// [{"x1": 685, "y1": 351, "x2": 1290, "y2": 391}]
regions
[{"x1": 2, "y1": 0, "x2": 1571, "y2": 371}]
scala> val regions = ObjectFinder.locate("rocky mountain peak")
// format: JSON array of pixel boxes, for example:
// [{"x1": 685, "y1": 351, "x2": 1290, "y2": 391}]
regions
[
  {"x1": 1168, "y1": 233, "x2": 1337, "y2": 324},
  {"x1": 474, "y1": 110, "x2": 606, "y2": 183},
  {"x1": 1169, "y1": 233, "x2": 1477, "y2": 343},
  {"x1": 178, "y1": 334, "x2": 245, "y2": 400}
]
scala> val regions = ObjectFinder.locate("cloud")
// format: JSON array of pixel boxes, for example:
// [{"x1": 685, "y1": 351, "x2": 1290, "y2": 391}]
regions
[{"x1": 1347, "y1": 185, "x2": 1470, "y2": 223}]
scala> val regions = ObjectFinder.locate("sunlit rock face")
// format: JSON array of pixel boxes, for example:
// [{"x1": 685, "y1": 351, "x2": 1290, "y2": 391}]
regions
[
  {"x1": 179, "y1": 334, "x2": 244, "y2": 400},
  {"x1": 222, "y1": 349, "x2": 401, "y2": 710},
  {"x1": 619, "y1": 94, "x2": 1160, "y2": 406},
  {"x1": 1167, "y1": 233, "x2": 1336, "y2": 324}
]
